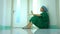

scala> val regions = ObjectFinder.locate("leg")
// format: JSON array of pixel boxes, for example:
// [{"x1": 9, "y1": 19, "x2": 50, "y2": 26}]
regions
[
  {"x1": 23, "y1": 22, "x2": 32, "y2": 29},
  {"x1": 26, "y1": 16, "x2": 38, "y2": 29},
  {"x1": 23, "y1": 16, "x2": 37, "y2": 29},
  {"x1": 26, "y1": 22, "x2": 32, "y2": 29}
]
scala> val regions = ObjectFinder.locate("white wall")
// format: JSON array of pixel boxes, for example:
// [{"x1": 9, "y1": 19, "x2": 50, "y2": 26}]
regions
[
  {"x1": 58, "y1": 0, "x2": 60, "y2": 27},
  {"x1": 48, "y1": 0, "x2": 58, "y2": 25},
  {"x1": 59, "y1": 0, "x2": 60, "y2": 27},
  {"x1": 0, "y1": 0, "x2": 4, "y2": 25},
  {"x1": 2, "y1": 0, "x2": 12, "y2": 26}
]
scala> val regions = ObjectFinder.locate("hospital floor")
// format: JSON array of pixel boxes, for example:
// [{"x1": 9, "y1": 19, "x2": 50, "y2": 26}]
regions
[{"x1": 0, "y1": 25, "x2": 60, "y2": 34}]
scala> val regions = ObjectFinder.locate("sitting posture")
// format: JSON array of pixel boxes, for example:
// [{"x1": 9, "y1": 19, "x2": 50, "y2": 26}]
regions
[{"x1": 24, "y1": 6, "x2": 49, "y2": 29}]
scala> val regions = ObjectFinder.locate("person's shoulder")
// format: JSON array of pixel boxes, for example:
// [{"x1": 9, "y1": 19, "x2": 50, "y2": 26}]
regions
[
  {"x1": 43, "y1": 12, "x2": 46, "y2": 13},
  {"x1": 43, "y1": 12, "x2": 48, "y2": 15}
]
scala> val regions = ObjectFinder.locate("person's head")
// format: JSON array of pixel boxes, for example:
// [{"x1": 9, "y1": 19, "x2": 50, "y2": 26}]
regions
[
  {"x1": 40, "y1": 7, "x2": 44, "y2": 12},
  {"x1": 40, "y1": 6, "x2": 48, "y2": 12}
]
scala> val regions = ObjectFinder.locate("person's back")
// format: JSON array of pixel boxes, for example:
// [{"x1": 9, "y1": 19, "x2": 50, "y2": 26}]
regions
[{"x1": 35, "y1": 11, "x2": 49, "y2": 29}]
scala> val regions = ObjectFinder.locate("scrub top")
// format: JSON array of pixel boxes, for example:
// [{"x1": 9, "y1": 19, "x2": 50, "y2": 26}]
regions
[{"x1": 29, "y1": 11, "x2": 49, "y2": 29}]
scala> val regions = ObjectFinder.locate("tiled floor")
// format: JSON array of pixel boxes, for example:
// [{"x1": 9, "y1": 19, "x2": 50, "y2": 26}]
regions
[
  {"x1": 0, "y1": 28, "x2": 60, "y2": 34},
  {"x1": 0, "y1": 25, "x2": 60, "y2": 34}
]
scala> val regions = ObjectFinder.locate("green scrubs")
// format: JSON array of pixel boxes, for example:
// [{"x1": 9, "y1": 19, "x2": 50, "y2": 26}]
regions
[{"x1": 29, "y1": 11, "x2": 49, "y2": 29}]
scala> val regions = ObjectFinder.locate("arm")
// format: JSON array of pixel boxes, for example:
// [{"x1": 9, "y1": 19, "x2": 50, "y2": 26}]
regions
[
  {"x1": 33, "y1": 14, "x2": 41, "y2": 16},
  {"x1": 31, "y1": 11, "x2": 41, "y2": 16}
]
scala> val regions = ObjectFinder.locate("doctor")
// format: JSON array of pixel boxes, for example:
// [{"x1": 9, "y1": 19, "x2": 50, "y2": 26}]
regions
[{"x1": 24, "y1": 6, "x2": 50, "y2": 29}]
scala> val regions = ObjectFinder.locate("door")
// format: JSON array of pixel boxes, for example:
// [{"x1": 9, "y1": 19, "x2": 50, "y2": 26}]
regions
[{"x1": 13, "y1": 0, "x2": 28, "y2": 27}]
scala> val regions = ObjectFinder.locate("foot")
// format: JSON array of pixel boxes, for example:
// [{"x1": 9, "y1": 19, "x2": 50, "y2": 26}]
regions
[{"x1": 22, "y1": 26, "x2": 31, "y2": 29}]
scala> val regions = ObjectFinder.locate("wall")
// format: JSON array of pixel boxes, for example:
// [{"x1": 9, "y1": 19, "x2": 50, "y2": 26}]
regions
[
  {"x1": 2, "y1": 0, "x2": 12, "y2": 26},
  {"x1": 0, "y1": 0, "x2": 4, "y2": 25},
  {"x1": 58, "y1": 0, "x2": 60, "y2": 27},
  {"x1": 48, "y1": 0, "x2": 58, "y2": 25}
]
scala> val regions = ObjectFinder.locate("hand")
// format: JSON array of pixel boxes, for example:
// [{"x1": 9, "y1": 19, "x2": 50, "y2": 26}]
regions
[{"x1": 31, "y1": 10, "x2": 33, "y2": 15}]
